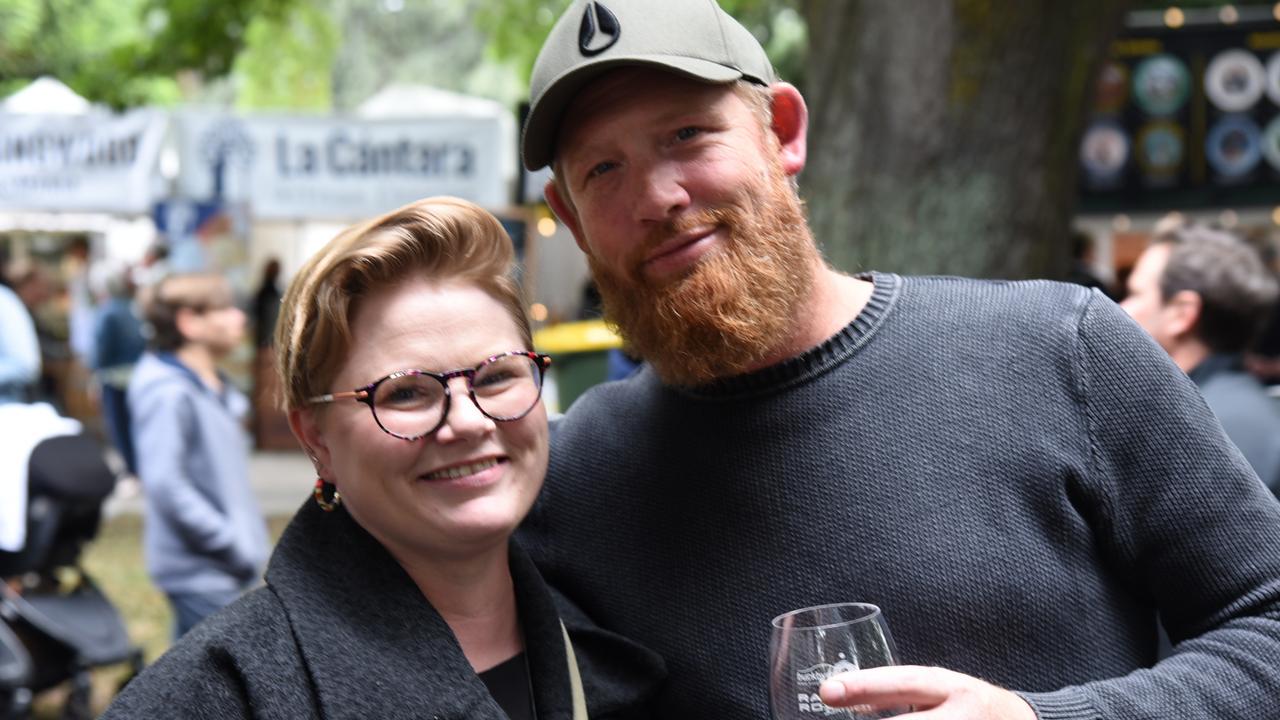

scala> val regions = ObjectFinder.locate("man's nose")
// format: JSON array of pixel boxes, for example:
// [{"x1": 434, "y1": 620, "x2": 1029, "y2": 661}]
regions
[{"x1": 632, "y1": 160, "x2": 691, "y2": 224}]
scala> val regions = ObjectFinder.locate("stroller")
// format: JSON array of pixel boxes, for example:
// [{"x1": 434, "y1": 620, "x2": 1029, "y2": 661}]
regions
[{"x1": 0, "y1": 430, "x2": 143, "y2": 719}]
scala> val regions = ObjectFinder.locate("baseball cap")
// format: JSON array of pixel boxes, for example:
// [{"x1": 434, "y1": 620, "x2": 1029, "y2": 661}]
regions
[{"x1": 521, "y1": 0, "x2": 777, "y2": 171}]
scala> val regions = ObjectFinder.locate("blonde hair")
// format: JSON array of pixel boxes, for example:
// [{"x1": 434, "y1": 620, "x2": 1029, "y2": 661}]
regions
[{"x1": 275, "y1": 196, "x2": 530, "y2": 412}]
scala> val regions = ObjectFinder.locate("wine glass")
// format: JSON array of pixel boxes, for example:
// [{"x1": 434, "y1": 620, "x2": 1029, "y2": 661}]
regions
[{"x1": 768, "y1": 602, "x2": 901, "y2": 719}]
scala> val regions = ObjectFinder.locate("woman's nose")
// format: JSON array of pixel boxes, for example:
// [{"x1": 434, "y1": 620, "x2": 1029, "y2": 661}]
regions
[{"x1": 434, "y1": 376, "x2": 494, "y2": 442}]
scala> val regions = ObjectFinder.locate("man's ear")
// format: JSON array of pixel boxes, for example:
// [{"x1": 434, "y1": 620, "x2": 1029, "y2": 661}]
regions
[
  {"x1": 289, "y1": 407, "x2": 333, "y2": 481},
  {"x1": 769, "y1": 83, "x2": 808, "y2": 176},
  {"x1": 1166, "y1": 289, "x2": 1203, "y2": 338},
  {"x1": 545, "y1": 179, "x2": 588, "y2": 253}
]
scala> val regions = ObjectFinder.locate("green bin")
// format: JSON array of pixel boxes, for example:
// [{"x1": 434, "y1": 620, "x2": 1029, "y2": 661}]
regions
[{"x1": 533, "y1": 319, "x2": 623, "y2": 413}]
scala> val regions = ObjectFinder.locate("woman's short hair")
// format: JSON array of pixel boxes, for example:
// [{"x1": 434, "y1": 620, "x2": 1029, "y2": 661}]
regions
[
  {"x1": 144, "y1": 273, "x2": 234, "y2": 352},
  {"x1": 275, "y1": 196, "x2": 530, "y2": 412}
]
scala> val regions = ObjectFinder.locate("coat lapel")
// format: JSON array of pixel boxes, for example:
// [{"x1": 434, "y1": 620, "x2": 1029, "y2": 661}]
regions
[
  {"x1": 510, "y1": 544, "x2": 576, "y2": 720},
  {"x1": 265, "y1": 501, "x2": 509, "y2": 720}
]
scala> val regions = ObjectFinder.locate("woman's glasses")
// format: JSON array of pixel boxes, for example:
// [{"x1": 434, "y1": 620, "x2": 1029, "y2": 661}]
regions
[{"x1": 308, "y1": 351, "x2": 552, "y2": 441}]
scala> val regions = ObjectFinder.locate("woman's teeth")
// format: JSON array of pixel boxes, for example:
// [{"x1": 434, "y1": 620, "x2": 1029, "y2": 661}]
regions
[{"x1": 425, "y1": 459, "x2": 499, "y2": 480}]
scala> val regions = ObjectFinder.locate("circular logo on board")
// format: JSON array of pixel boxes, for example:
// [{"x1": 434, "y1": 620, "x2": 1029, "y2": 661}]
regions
[
  {"x1": 1094, "y1": 61, "x2": 1130, "y2": 115},
  {"x1": 1080, "y1": 121, "x2": 1129, "y2": 187},
  {"x1": 1205, "y1": 49, "x2": 1265, "y2": 112},
  {"x1": 1206, "y1": 115, "x2": 1262, "y2": 178},
  {"x1": 1265, "y1": 51, "x2": 1280, "y2": 106},
  {"x1": 1133, "y1": 54, "x2": 1190, "y2": 117},
  {"x1": 1261, "y1": 115, "x2": 1280, "y2": 171},
  {"x1": 1136, "y1": 121, "x2": 1184, "y2": 181}
]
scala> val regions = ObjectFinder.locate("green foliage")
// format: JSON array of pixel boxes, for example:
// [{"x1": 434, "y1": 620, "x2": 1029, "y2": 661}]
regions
[
  {"x1": 0, "y1": 0, "x2": 307, "y2": 108},
  {"x1": 234, "y1": 2, "x2": 340, "y2": 111},
  {"x1": 476, "y1": 0, "x2": 806, "y2": 96},
  {"x1": 0, "y1": 0, "x2": 44, "y2": 51},
  {"x1": 326, "y1": 0, "x2": 516, "y2": 111},
  {"x1": 129, "y1": 0, "x2": 297, "y2": 79},
  {"x1": 0, "y1": 0, "x2": 806, "y2": 115},
  {"x1": 0, "y1": 0, "x2": 176, "y2": 107}
]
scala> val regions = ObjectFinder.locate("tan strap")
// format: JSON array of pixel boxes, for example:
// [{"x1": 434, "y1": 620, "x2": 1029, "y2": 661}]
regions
[{"x1": 561, "y1": 622, "x2": 589, "y2": 720}]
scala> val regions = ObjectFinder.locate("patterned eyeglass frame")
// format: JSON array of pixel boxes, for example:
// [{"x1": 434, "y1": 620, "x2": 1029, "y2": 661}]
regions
[{"x1": 306, "y1": 351, "x2": 552, "y2": 441}]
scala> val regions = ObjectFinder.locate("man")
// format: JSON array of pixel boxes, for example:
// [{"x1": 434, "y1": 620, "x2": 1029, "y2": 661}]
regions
[
  {"x1": 517, "y1": 1, "x2": 1280, "y2": 718},
  {"x1": 1122, "y1": 223, "x2": 1280, "y2": 497}
]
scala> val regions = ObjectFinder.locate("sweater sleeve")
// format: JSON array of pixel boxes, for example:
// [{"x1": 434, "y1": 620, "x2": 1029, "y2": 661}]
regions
[
  {"x1": 1020, "y1": 292, "x2": 1280, "y2": 720},
  {"x1": 133, "y1": 383, "x2": 243, "y2": 564}
]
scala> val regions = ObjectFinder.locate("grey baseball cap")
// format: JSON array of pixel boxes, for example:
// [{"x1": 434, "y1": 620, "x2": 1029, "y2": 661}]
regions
[{"x1": 521, "y1": 0, "x2": 777, "y2": 171}]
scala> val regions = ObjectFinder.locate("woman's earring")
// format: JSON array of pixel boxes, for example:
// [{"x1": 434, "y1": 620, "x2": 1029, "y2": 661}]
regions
[{"x1": 313, "y1": 478, "x2": 341, "y2": 512}]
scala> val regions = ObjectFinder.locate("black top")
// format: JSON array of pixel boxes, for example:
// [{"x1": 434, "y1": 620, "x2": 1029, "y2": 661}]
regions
[{"x1": 480, "y1": 652, "x2": 536, "y2": 720}]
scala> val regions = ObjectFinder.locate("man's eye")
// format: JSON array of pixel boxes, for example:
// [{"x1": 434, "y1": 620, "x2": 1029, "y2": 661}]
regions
[
  {"x1": 676, "y1": 126, "x2": 702, "y2": 141},
  {"x1": 586, "y1": 161, "x2": 617, "y2": 180}
]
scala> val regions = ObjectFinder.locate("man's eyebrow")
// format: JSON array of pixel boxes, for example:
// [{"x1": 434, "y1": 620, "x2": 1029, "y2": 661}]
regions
[{"x1": 561, "y1": 103, "x2": 728, "y2": 165}]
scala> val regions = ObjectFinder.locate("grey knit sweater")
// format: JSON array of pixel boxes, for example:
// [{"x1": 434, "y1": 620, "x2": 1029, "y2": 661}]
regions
[{"x1": 519, "y1": 273, "x2": 1280, "y2": 720}]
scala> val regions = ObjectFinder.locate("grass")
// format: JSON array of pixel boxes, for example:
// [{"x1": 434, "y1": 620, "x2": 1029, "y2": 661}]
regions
[{"x1": 28, "y1": 513, "x2": 291, "y2": 718}]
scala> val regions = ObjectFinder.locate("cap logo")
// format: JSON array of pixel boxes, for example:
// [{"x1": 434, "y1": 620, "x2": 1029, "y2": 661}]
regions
[{"x1": 578, "y1": 1, "x2": 620, "y2": 56}]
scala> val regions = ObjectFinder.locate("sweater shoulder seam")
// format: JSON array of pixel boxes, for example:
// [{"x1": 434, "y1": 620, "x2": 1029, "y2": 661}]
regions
[{"x1": 1071, "y1": 290, "x2": 1122, "y2": 562}]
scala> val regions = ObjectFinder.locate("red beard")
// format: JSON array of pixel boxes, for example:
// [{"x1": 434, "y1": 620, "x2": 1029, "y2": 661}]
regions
[{"x1": 590, "y1": 163, "x2": 820, "y2": 386}]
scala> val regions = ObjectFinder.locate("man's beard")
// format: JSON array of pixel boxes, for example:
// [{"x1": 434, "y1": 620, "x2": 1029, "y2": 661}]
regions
[{"x1": 590, "y1": 166, "x2": 819, "y2": 386}]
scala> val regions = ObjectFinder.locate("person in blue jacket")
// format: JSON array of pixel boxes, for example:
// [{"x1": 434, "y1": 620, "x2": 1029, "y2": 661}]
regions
[{"x1": 129, "y1": 273, "x2": 268, "y2": 638}]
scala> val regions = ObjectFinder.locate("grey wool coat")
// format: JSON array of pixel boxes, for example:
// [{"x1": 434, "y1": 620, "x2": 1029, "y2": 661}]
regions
[{"x1": 102, "y1": 499, "x2": 666, "y2": 719}]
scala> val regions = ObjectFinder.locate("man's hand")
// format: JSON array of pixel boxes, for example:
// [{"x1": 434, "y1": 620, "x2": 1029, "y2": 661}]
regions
[{"x1": 818, "y1": 666, "x2": 1037, "y2": 719}]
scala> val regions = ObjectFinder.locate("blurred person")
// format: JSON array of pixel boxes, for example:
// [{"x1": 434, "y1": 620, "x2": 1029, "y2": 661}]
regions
[
  {"x1": 0, "y1": 256, "x2": 40, "y2": 404},
  {"x1": 251, "y1": 257, "x2": 282, "y2": 350},
  {"x1": 102, "y1": 197, "x2": 663, "y2": 719},
  {"x1": 128, "y1": 273, "x2": 268, "y2": 639},
  {"x1": 249, "y1": 257, "x2": 286, "y2": 450},
  {"x1": 132, "y1": 240, "x2": 171, "y2": 291},
  {"x1": 516, "y1": 1, "x2": 1280, "y2": 718},
  {"x1": 1246, "y1": 235, "x2": 1280, "y2": 384},
  {"x1": 1064, "y1": 229, "x2": 1111, "y2": 296},
  {"x1": 7, "y1": 260, "x2": 67, "y2": 406},
  {"x1": 63, "y1": 235, "x2": 97, "y2": 365},
  {"x1": 1122, "y1": 223, "x2": 1280, "y2": 497},
  {"x1": 90, "y1": 261, "x2": 146, "y2": 477}
]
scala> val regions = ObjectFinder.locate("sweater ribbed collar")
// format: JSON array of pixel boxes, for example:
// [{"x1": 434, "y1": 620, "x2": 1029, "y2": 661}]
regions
[{"x1": 668, "y1": 271, "x2": 900, "y2": 400}]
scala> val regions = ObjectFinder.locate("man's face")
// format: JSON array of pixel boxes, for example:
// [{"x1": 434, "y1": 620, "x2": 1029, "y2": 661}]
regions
[
  {"x1": 1121, "y1": 243, "x2": 1178, "y2": 351},
  {"x1": 551, "y1": 69, "x2": 818, "y2": 384}
]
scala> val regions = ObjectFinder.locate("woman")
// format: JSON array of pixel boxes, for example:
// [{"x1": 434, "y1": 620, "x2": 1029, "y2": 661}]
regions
[{"x1": 103, "y1": 197, "x2": 664, "y2": 719}]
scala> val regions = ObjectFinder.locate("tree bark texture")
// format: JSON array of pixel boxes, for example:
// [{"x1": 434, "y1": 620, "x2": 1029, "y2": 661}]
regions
[{"x1": 799, "y1": 0, "x2": 1131, "y2": 279}]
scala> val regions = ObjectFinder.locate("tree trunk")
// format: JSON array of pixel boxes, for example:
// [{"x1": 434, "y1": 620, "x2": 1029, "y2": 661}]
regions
[{"x1": 799, "y1": 0, "x2": 1131, "y2": 279}]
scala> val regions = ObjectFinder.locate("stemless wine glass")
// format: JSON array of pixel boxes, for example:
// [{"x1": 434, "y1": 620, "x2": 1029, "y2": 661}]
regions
[{"x1": 768, "y1": 602, "x2": 901, "y2": 719}]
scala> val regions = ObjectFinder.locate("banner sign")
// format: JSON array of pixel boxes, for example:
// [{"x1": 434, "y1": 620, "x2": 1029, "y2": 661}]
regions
[
  {"x1": 175, "y1": 113, "x2": 507, "y2": 219},
  {"x1": 0, "y1": 110, "x2": 166, "y2": 213},
  {"x1": 1079, "y1": 11, "x2": 1280, "y2": 211}
]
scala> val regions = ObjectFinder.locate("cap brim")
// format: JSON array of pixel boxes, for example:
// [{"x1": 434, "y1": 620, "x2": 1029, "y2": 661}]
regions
[{"x1": 522, "y1": 55, "x2": 744, "y2": 171}]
